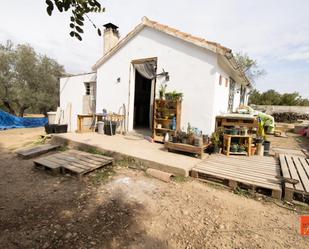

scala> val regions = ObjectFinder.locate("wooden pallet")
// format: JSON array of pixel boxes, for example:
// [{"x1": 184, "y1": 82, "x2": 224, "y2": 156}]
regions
[
  {"x1": 190, "y1": 155, "x2": 282, "y2": 199},
  {"x1": 279, "y1": 154, "x2": 309, "y2": 202},
  {"x1": 33, "y1": 150, "x2": 114, "y2": 177},
  {"x1": 165, "y1": 142, "x2": 211, "y2": 159},
  {"x1": 17, "y1": 144, "x2": 61, "y2": 159}
]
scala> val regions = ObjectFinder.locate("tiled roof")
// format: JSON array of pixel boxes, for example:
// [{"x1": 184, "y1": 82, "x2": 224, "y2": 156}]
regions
[
  {"x1": 92, "y1": 17, "x2": 250, "y2": 86},
  {"x1": 142, "y1": 17, "x2": 231, "y2": 55}
]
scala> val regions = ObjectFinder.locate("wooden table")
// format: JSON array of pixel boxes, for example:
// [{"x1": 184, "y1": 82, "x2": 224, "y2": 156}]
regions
[
  {"x1": 77, "y1": 113, "x2": 125, "y2": 133},
  {"x1": 165, "y1": 142, "x2": 211, "y2": 159},
  {"x1": 223, "y1": 134, "x2": 252, "y2": 156}
]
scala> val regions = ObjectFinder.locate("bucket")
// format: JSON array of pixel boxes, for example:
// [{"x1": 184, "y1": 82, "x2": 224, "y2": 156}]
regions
[
  {"x1": 263, "y1": 141, "x2": 270, "y2": 156},
  {"x1": 97, "y1": 121, "x2": 104, "y2": 134},
  {"x1": 54, "y1": 124, "x2": 68, "y2": 133},
  {"x1": 47, "y1": 111, "x2": 57, "y2": 124},
  {"x1": 194, "y1": 137, "x2": 203, "y2": 147},
  {"x1": 104, "y1": 121, "x2": 117, "y2": 136},
  {"x1": 256, "y1": 143, "x2": 264, "y2": 156}
]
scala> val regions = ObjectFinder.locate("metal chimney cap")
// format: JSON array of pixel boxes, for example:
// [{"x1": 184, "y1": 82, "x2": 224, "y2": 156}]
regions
[{"x1": 103, "y1": 23, "x2": 119, "y2": 30}]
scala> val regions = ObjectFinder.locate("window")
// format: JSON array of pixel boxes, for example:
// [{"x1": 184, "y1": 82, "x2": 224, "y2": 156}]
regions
[{"x1": 85, "y1": 83, "x2": 90, "y2": 95}]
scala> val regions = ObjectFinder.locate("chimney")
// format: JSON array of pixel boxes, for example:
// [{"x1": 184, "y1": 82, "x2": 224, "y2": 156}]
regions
[{"x1": 103, "y1": 23, "x2": 120, "y2": 55}]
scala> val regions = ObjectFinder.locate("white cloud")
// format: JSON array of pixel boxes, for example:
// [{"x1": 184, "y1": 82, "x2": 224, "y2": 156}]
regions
[{"x1": 0, "y1": 0, "x2": 309, "y2": 95}]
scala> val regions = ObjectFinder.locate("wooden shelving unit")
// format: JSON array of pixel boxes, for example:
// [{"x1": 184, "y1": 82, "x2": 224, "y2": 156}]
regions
[
  {"x1": 153, "y1": 99, "x2": 181, "y2": 142},
  {"x1": 222, "y1": 134, "x2": 252, "y2": 156}
]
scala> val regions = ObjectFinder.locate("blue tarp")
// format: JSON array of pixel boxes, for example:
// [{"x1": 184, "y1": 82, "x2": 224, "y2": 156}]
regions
[{"x1": 0, "y1": 110, "x2": 48, "y2": 130}]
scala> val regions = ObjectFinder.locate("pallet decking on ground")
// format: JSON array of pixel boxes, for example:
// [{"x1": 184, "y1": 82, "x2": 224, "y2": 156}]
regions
[
  {"x1": 279, "y1": 154, "x2": 309, "y2": 201},
  {"x1": 190, "y1": 154, "x2": 282, "y2": 199},
  {"x1": 17, "y1": 144, "x2": 61, "y2": 159},
  {"x1": 33, "y1": 150, "x2": 114, "y2": 177},
  {"x1": 165, "y1": 142, "x2": 211, "y2": 159}
]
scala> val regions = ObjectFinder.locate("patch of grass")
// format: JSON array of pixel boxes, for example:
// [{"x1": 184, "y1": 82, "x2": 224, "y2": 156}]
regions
[
  {"x1": 233, "y1": 187, "x2": 252, "y2": 198},
  {"x1": 83, "y1": 148, "x2": 106, "y2": 156},
  {"x1": 172, "y1": 175, "x2": 188, "y2": 183},
  {"x1": 32, "y1": 135, "x2": 51, "y2": 145},
  {"x1": 57, "y1": 146, "x2": 69, "y2": 152},
  {"x1": 89, "y1": 166, "x2": 116, "y2": 185}
]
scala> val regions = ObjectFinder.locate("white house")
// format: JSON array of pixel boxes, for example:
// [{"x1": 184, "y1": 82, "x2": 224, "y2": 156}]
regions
[{"x1": 60, "y1": 17, "x2": 251, "y2": 135}]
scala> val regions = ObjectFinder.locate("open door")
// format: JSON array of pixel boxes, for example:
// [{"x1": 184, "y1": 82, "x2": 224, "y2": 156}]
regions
[{"x1": 131, "y1": 58, "x2": 157, "y2": 132}]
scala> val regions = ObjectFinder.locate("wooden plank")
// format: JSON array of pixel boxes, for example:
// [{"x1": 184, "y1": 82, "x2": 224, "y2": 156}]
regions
[
  {"x1": 55, "y1": 154, "x2": 112, "y2": 170},
  {"x1": 285, "y1": 155, "x2": 304, "y2": 192},
  {"x1": 47, "y1": 157, "x2": 92, "y2": 171},
  {"x1": 194, "y1": 166, "x2": 280, "y2": 187},
  {"x1": 198, "y1": 159, "x2": 279, "y2": 175},
  {"x1": 279, "y1": 154, "x2": 294, "y2": 190},
  {"x1": 52, "y1": 154, "x2": 95, "y2": 169},
  {"x1": 62, "y1": 150, "x2": 113, "y2": 164},
  {"x1": 192, "y1": 167, "x2": 281, "y2": 190},
  {"x1": 215, "y1": 154, "x2": 278, "y2": 164},
  {"x1": 61, "y1": 164, "x2": 84, "y2": 174},
  {"x1": 17, "y1": 144, "x2": 60, "y2": 159},
  {"x1": 303, "y1": 158, "x2": 309, "y2": 176},
  {"x1": 196, "y1": 161, "x2": 280, "y2": 179},
  {"x1": 200, "y1": 157, "x2": 279, "y2": 170},
  {"x1": 63, "y1": 150, "x2": 113, "y2": 161},
  {"x1": 204, "y1": 158, "x2": 280, "y2": 171},
  {"x1": 193, "y1": 165, "x2": 281, "y2": 188},
  {"x1": 34, "y1": 158, "x2": 60, "y2": 169},
  {"x1": 212, "y1": 156, "x2": 278, "y2": 166},
  {"x1": 295, "y1": 157, "x2": 309, "y2": 193}
]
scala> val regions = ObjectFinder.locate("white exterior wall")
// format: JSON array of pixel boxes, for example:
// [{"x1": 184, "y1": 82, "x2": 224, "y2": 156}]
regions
[
  {"x1": 212, "y1": 71, "x2": 230, "y2": 132},
  {"x1": 59, "y1": 72, "x2": 96, "y2": 132},
  {"x1": 233, "y1": 82, "x2": 242, "y2": 111},
  {"x1": 96, "y1": 27, "x2": 218, "y2": 134}
]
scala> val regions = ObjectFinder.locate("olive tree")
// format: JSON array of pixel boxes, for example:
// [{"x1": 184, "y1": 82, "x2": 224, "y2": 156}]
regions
[{"x1": 0, "y1": 41, "x2": 64, "y2": 116}]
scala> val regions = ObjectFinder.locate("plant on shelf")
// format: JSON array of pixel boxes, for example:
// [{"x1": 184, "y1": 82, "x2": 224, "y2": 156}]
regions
[
  {"x1": 238, "y1": 144, "x2": 246, "y2": 152},
  {"x1": 186, "y1": 122, "x2": 195, "y2": 145},
  {"x1": 165, "y1": 91, "x2": 184, "y2": 102},
  {"x1": 175, "y1": 131, "x2": 187, "y2": 144},
  {"x1": 211, "y1": 128, "x2": 223, "y2": 153},
  {"x1": 165, "y1": 92, "x2": 173, "y2": 101},
  {"x1": 159, "y1": 83, "x2": 167, "y2": 100},
  {"x1": 230, "y1": 143, "x2": 239, "y2": 152}
]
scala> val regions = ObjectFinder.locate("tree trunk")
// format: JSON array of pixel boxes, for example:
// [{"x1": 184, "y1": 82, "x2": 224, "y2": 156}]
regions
[
  {"x1": 2, "y1": 100, "x2": 16, "y2": 116},
  {"x1": 18, "y1": 106, "x2": 29, "y2": 117}
]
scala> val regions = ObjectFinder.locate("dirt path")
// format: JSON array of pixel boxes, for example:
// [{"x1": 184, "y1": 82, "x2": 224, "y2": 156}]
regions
[{"x1": 0, "y1": 128, "x2": 309, "y2": 248}]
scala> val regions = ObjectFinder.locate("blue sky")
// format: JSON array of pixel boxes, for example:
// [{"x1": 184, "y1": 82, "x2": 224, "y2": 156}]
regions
[{"x1": 0, "y1": 0, "x2": 308, "y2": 98}]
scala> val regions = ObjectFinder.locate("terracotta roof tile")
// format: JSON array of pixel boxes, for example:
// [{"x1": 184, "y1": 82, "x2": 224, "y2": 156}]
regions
[{"x1": 92, "y1": 16, "x2": 250, "y2": 85}]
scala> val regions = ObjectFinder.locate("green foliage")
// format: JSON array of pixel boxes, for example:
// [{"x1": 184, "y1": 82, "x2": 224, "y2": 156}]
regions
[
  {"x1": 46, "y1": 0, "x2": 105, "y2": 41},
  {"x1": 0, "y1": 40, "x2": 64, "y2": 116},
  {"x1": 89, "y1": 166, "x2": 116, "y2": 185},
  {"x1": 249, "y1": 89, "x2": 309, "y2": 106},
  {"x1": 235, "y1": 52, "x2": 266, "y2": 84}
]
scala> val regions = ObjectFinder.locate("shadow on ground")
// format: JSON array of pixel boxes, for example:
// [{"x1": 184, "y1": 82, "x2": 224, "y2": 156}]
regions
[{"x1": 0, "y1": 150, "x2": 168, "y2": 249}]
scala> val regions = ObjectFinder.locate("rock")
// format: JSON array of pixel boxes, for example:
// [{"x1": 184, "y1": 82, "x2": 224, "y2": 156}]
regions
[
  {"x1": 54, "y1": 224, "x2": 61, "y2": 230},
  {"x1": 65, "y1": 232, "x2": 72, "y2": 239}
]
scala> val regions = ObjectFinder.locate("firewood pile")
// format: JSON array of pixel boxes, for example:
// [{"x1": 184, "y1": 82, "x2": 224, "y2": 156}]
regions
[{"x1": 272, "y1": 112, "x2": 309, "y2": 123}]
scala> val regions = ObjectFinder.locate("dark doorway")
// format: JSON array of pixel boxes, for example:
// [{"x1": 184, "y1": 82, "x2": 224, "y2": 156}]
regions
[{"x1": 133, "y1": 70, "x2": 152, "y2": 129}]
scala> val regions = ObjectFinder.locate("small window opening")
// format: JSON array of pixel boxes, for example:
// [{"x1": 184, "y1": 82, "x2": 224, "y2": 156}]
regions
[{"x1": 85, "y1": 83, "x2": 90, "y2": 95}]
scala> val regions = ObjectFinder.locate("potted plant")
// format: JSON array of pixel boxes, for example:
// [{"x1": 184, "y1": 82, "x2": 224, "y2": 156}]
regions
[
  {"x1": 159, "y1": 83, "x2": 167, "y2": 100},
  {"x1": 230, "y1": 143, "x2": 239, "y2": 153},
  {"x1": 177, "y1": 131, "x2": 187, "y2": 144},
  {"x1": 238, "y1": 144, "x2": 246, "y2": 153},
  {"x1": 165, "y1": 92, "x2": 173, "y2": 101},
  {"x1": 211, "y1": 128, "x2": 223, "y2": 153},
  {"x1": 186, "y1": 123, "x2": 195, "y2": 145}
]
